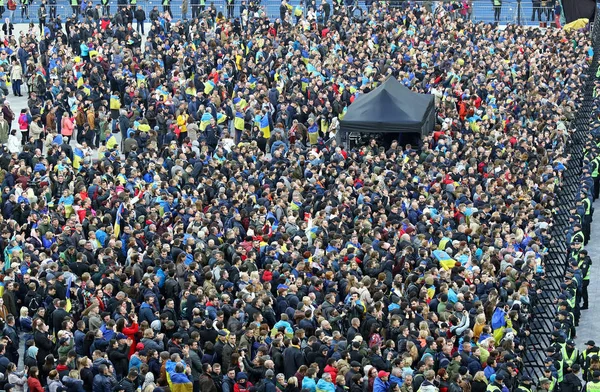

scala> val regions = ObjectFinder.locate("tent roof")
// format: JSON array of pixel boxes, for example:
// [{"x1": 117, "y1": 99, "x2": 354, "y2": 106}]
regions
[{"x1": 340, "y1": 77, "x2": 435, "y2": 133}]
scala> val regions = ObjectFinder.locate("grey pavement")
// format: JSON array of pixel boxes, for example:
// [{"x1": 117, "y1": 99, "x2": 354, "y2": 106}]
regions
[{"x1": 575, "y1": 197, "x2": 600, "y2": 351}]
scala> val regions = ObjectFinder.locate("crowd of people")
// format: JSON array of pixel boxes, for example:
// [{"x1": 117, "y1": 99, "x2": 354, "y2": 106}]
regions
[{"x1": 0, "y1": 1, "x2": 592, "y2": 392}]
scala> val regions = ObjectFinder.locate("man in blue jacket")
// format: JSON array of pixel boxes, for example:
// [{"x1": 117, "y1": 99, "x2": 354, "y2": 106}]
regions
[
  {"x1": 139, "y1": 295, "x2": 158, "y2": 324},
  {"x1": 373, "y1": 371, "x2": 390, "y2": 392}
]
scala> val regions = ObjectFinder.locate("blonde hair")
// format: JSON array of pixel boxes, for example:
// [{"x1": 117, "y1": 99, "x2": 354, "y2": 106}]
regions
[
  {"x1": 473, "y1": 371, "x2": 487, "y2": 383},
  {"x1": 19, "y1": 307, "x2": 28, "y2": 318},
  {"x1": 288, "y1": 377, "x2": 298, "y2": 387}
]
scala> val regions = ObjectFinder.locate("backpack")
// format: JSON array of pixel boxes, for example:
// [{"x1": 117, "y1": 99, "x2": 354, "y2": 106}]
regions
[
  {"x1": 253, "y1": 379, "x2": 267, "y2": 392},
  {"x1": 7, "y1": 0, "x2": 15, "y2": 11},
  {"x1": 27, "y1": 295, "x2": 41, "y2": 315},
  {"x1": 368, "y1": 333, "x2": 382, "y2": 348}
]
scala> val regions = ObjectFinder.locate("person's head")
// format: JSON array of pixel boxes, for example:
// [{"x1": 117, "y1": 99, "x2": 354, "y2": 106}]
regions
[{"x1": 28, "y1": 366, "x2": 39, "y2": 378}]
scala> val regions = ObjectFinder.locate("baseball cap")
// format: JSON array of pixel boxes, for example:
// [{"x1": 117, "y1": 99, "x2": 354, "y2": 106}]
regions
[{"x1": 378, "y1": 371, "x2": 390, "y2": 378}]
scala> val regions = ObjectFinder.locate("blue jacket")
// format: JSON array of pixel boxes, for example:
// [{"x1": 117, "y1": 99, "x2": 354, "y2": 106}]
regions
[
  {"x1": 129, "y1": 354, "x2": 143, "y2": 371},
  {"x1": 92, "y1": 374, "x2": 112, "y2": 392},
  {"x1": 315, "y1": 378, "x2": 336, "y2": 392},
  {"x1": 302, "y1": 377, "x2": 317, "y2": 392},
  {"x1": 139, "y1": 302, "x2": 157, "y2": 324},
  {"x1": 373, "y1": 378, "x2": 389, "y2": 392}
]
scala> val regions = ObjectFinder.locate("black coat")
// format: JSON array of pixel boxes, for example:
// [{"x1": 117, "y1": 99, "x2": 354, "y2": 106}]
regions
[
  {"x1": 283, "y1": 346, "x2": 305, "y2": 379},
  {"x1": 561, "y1": 373, "x2": 583, "y2": 392},
  {"x1": 34, "y1": 330, "x2": 55, "y2": 366},
  {"x1": 51, "y1": 308, "x2": 69, "y2": 334}
]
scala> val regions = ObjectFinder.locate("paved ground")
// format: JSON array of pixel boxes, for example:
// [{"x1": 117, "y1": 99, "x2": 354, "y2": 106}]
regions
[{"x1": 575, "y1": 198, "x2": 600, "y2": 350}]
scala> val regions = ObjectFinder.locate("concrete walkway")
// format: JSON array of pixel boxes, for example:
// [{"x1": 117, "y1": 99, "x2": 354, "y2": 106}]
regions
[{"x1": 575, "y1": 198, "x2": 600, "y2": 350}]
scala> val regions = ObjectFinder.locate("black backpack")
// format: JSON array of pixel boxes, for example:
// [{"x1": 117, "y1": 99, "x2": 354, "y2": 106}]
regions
[
  {"x1": 251, "y1": 379, "x2": 267, "y2": 392},
  {"x1": 27, "y1": 295, "x2": 41, "y2": 316}
]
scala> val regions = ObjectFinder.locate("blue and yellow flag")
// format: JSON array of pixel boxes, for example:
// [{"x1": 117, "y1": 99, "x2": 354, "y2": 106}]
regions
[
  {"x1": 259, "y1": 115, "x2": 270, "y2": 138},
  {"x1": 65, "y1": 275, "x2": 73, "y2": 312},
  {"x1": 73, "y1": 147, "x2": 84, "y2": 169},
  {"x1": 234, "y1": 112, "x2": 245, "y2": 130},
  {"x1": 200, "y1": 112, "x2": 213, "y2": 131},
  {"x1": 204, "y1": 80, "x2": 216, "y2": 94},
  {"x1": 301, "y1": 77, "x2": 310, "y2": 92},
  {"x1": 217, "y1": 112, "x2": 227, "y2": 124},
  {"x1": 433, "y1": 250, "x2": 457, "y2": 271},
  {"x1": 106, "y1": 135, "x2": 118, "y2": 150},
  {"x1": 110, "y1": 95, "x2": 120, "y2": 110},
  {"x1": 136, "y1": 73, "x2": 146, "y2": 88},
  {"x1": 114, "y1": 203, "x2": 124, "y2": 239}
]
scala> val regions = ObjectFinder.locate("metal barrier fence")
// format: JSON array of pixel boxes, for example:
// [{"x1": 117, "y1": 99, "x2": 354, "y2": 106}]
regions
[
  {"x1": 6, "y1": 0, "x2": 555, "y2": 26},
  {"x1": 518, "y1": 9, "x2": 600, "y2": 382}
]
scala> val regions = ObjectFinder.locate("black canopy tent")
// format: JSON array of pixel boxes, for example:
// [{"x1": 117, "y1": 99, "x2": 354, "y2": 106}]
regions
[{"x1": 338, "y1": 77, "x2": 436, "y2": 148}]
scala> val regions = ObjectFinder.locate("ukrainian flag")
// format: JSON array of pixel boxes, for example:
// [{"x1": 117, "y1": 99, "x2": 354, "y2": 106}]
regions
[
  {"x1": 234, "y1": 112, "x2": 245, "y2": 131},
  {"x1": 136, "y1": 73, "x2": 146, "y2": 88},
  {"x1": 106, "y1": 135, "x2": 118, "y2": 150},
  {"x1": 73, "y1": 147, "x2": 84, "y2": 170},
  {"x1": 301, "y1": 77, "x2": 310, "y2": 92},
  {"x1": 217, "y1": 113, "x2": 227, "y2": 125},
  {"x1": 433, "y1": 250, "x2": 457, "y2": 271},
  {"x1": 248, "y1": 76, "x2": 257, "y2": 90},
  {"x1": 65, "y1": 275, "x2": 73, "y2": 312},
  {"x1": 200, "y1": 112, "x2": 213, "y2": 131},
  {"x1": 204, "y1": 80, "x2": 216, "y2": 94},
  {"x1": 301, "y1": 50, "x2": 309, "y2": 65},
  {"x1": 114, "y1": 203, "x2": 124, "y2": 239},
  {"x1": 259, "y1": 115, "x2": 270, "y2": 139},
  {"x1": 110, "y1": 95, "x2": 120, "y2": 110}
]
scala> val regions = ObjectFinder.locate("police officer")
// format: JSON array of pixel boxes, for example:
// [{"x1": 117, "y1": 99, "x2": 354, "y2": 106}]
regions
[
  {"x1": 589, "y1": 370, "x2": 600, "y2": 391},
  {"x1": 571, "y1": 228, "x2": 585, "y2": 253},
  {"x1": 487, "y1": 373, "x2": 505, "y2": 392},
  {"x1": 562, "y1": 340, "x2": 580, "y2": 370},
  {"x1": 583, "y1": 342, "x2": 600, "y2": 376},
  {"x1": 541, "y1": 367, "x2": 558, "y2": 392},
  {"x1": 581, "y1": 192, "x2": 593, "y2": 244},
  {"x1": 579, "y1": 249, "x2": 592, "y2": 309},
  {"x1": 516, "y1": 375, "x2": 534, "y2": 392}
]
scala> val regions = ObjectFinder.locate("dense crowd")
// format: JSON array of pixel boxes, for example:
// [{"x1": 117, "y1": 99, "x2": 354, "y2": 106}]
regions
[{"x1": 0, "y1": 1, "x2": 593, "y2": 392}]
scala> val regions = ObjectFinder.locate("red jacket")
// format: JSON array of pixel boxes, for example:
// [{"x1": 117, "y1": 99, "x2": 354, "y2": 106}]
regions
[
  {"x1": 28, "y1": 377, "x2": 44, "y2": 392},
  {"x1": 123, "y1": 322, "x2": 139, "y2": 358}
]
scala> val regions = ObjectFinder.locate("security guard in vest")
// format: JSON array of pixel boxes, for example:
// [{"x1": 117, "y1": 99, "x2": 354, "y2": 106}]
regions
[
  {"x1": 541, "y1": 367, "x2": 557, "y2": 392},
  {"x1": 545, "y1": 347, "x2": 564, "y2": 383},
  {"x1": 562, "y1": 339, "x2": 580, "y2": 369},
  {"x1": 591, "y1": 155, "x2": 600, "y2": 199},
  {"x1": 570, "y1": 236, "x2": 584, "y2": 263},
  {"x1": 586, "y1": 355, "x2": 600, "y2": 382},
  {"x1": 162, "y1": 0, "x2": 170, "y2": 16},
  {"x1": 516, "y1": 375, "x2": 534, "y2": 392},
  {"x1": 588, "y1": 370, "x2": 600, "y2": 392},
  {"x1": 579, "y1": 249, "x2": 592, "y2": 309},
  {"x1": 584, "y1": 342, "x2": 599, "y2": 374},
  {"x1": 101, "y1": 0, "x2": 108, "y2": 16},
  {"x1": 562, "y1": 276, "x2": 580, "y2": 328},
  {"x1": 581, "y1": 192, "x2": 593, "y2": 244},
  {"x1": 567, "y1": 264, "x2": 583, "y2": 310},
  {"x1": 487, "y1": 373, "x2": 505, "y2": 392}
]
